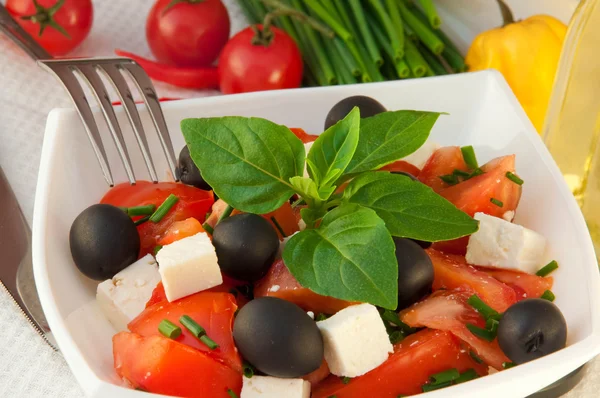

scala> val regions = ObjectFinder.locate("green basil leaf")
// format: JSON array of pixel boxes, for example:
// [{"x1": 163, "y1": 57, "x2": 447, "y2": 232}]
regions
[
  {"x1": 346, "y1": 111, "x2": 442, "y2": 174},
  {"x1": 308, "y1": 107, "x2": 360, "y2": 186},
  {"x1": 290, "y1": 176, "x2": 320, "y2": 202},
  {"x1": 343, "y1": 172, "x2": 479, "y2": 241},
  {"x1": 182, "y1": 117, "x2": 304, "y2": 214},
  {"x1": 283, "y1": 203, "x2": 398, "y2": 309}
]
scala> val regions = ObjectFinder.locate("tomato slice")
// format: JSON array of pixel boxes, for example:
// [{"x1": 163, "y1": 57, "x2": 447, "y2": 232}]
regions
[
  {"x1": 291, "y1": 127, "x2": 318, "y2": 143},
  {"x1": 129, "y1": 292, "x2": 242, "y2": 373},
  {"x1": 146, "y1": 278, "x2": 250, "y2": 309},
  {"x1": 255, "y1": 259, "x2": 355, "y2": 314},
  {"x1": 476, "y1": 267, "x2": 554, "y2": 300},
  {"x1": 418, "y1": 147, "x2": 468, "y2": 192},
  {"x1": 101, "y1": 182, "x2": 214, "y2": 257},
  {"x1": 113, "y1": 332, "x2": 242, "y2": 397},
  {"x1": 428, "y1": 249, "x2": 517, "y2": 312},
  {"x1": 401, "y1": 291, "x2": 510, "y2": 370},
  {"x1": 312, "y1": 329, "x2": 488, "y2": 398},
  {"x1": 157, "y1": 217, "x2": 205, "y2": 246},
  {"x1": 379, "y1": 160, "x2": 421, "y2": 177},
  {"x1": 303, "y1": 360, "x2": 331, "y2": 387}
]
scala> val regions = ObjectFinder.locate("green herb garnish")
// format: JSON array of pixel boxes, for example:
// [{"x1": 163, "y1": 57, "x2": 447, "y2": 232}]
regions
[
  {"x1": 467, "y1": 295, "x2": 500, "y2": 321},
  {"x1": 389, "y1": 330, "x2": 405, "y2": 344},
  {"x1": 461, "y1": 145, "x2": 479, "y2": 169},
  {"x1": 490, "y1": 198, "x2": 503, "y2": 207},
  {"x1": 227, "y1": 389, "x2": 239, "y2": 398},
  {"x1": 158, "y1": 319, "x2": 181, "y2": 339},
  {"x1": 270, "y1": 216, "x2": 287, "y2": 237},
  {"x1": 439, "y1": 174, "x2": 459, "y2": 185},
  {"x1": 242, "y1": 361, "x2": 255, "y2": 378},
  {"x1": 506, "y1": 171, "x2": 524, "y2": 185},
  {"x1": 315, "y1": 313, "x2": 329, "y2": 322},
  {"x1": 536, "y1": 260, "x2": 559, "y2": 277},
  {"x1": 341, "y1": 376, "x2": 351, "y2": 384},
  {"x1": 218, "y1": 204, "x2": 235, "y2": 223},
  {"x1": 429, "y1": 368, "x2": 460, "y2": 384},
  {"x1": 123, "y1": 204, "x2": 156, "y2": 217},
  {"x1": 182, "y1": 109, "x2": 479, "y2": 308},
  {"x1": 455, "y1": 369, "x2": 479, "y2": 384},
  {"x1": 149, "y1": 194, "x2": 179, "y2": 223},
  {"x1": 466, "y1": 323, "x2": 496, "y2": 342},
  {"x1": 134, "y1": 215, "x2": 151, "y2": 226},
  {"x1": 153, "y1": 245, "x2": 163, "y2": 255},
  {"x1": 180, "y1": 315, "x2": 219, "y2": 350},
  {"x1": 503, "y1": 362, "x2": 516, "y2": 369},
  {"x1": 541, "y1": 290, "x2": 556, "y2": 302},
  {"x1": 469, "y1": 350, "x2": 484, "y2": 364},
  {"x1": 422, "y1": 381, "x2": 452, "y2": 392}
]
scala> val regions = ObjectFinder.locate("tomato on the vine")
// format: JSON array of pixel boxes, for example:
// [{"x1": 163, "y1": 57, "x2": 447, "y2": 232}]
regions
[
  {"x1": 219, "y1": 24, "x2": 303, "y2": 94},
  {"x1": 146, "y1": 0, "x2": 230, "y2": 67},
  {"x1": 6, "y1": 0, "x2": 93, "y2": 56}
]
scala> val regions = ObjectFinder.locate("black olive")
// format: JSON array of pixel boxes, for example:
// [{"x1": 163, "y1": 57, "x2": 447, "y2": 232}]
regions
[
  {"x1": 394, "y1": 237, "x2": 434, "y2": 310},
  {"x1": 324, "y1": 95, "x2": 387, "y2": 130},
  {"x1": 212, "y1": 214, "x2": 279, "y2": 282},
  {"x1": 69, "y1": 204, "x2": 140, "y2": 281},
  {"x1": 177, "y1": 145, "x2": 211, "y2": 191},
  {"x1": 234, "y1": 297, "x2": 323, "y2": 377},
  {"x1": 498, "y1": 298, "x2": 567, "y2": 365},
  {"x1": 410, "y1": 239, "x2": 432, "y2": 249}
]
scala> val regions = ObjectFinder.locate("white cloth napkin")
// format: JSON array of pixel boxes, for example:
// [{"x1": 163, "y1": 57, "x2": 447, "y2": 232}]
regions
[{"x1": 0, "y1": 0, "x2": 596, "y2": 397}]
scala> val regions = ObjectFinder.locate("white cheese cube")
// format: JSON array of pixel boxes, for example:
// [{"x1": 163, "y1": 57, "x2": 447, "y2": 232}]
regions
[
  {"x1": 401, "y1": 140, "x2": 439, "y2": 169},
  {"x1": 317, "y1": 303, "x2": 393, "y2": 377},
  {"x1": 156, "y1": 232, "x2": 223, "y2": 302},
  {"x1": 96, "y1": 254, "x2": 161, "y2": 331},
  {"x1": 466, "y1": 213, "x2": 547, "y2": 274},
  {"x1": 303, "y1": 142, "x2": 314, "y2": 177},
  {"x1": 241, "y1": 376, "x2": 310, "y2": 398}
]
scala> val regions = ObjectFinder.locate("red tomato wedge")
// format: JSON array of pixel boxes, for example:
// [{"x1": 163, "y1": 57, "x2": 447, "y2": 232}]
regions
[
  {"x1": 255, "y1": 259, "x2": 355, "y2": 314},
  {"x1": 312, "y1": 329, "x2": 488, "y2": 398},
  {"x1": 418, "y1": 147, "x2": 468, "y2": 192},
  {"x1": 291, "y1": 127, "x2": 318, "y2": 143},
  {"x1": 129, "y1": 292, "x2": 242, "y2": 373},
  {"x1": 101, "y1": 182, "x2": 214, "y2": 257},
  {"x1": 146, "y1": 279, "x2": 250, "y2": 309},
  {"x1": 113, "y1": 332, "x2": 242, "y2": 397},
  {"x1": 157, "y1": 217, "x2": 205, "y2": 246},
  {"x1": 476, "y1": 267, "x2": 554, "y2": 300},
  {"x1": 379, "y1": 160, "x2": 421, "y2": 177},
  {"x1": 401, "y1": 291, "x2": 510, "y2": 370},
  {"x1": 428, "y1": 249, "x2": 517, "y2": 312},
  {"x1": 303, "y1": 360, "x2": 331, "y2": 387}
]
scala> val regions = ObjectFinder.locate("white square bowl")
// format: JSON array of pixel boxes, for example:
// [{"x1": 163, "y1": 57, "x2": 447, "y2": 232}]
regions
[{"x1": 32, "y1": 70, "x2": 600, "y2": 398}]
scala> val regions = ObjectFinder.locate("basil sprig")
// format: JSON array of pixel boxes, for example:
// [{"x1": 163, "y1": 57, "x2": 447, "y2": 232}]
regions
[{"x1": 182, "y1": 108, "x2": 479, "y2": 309}]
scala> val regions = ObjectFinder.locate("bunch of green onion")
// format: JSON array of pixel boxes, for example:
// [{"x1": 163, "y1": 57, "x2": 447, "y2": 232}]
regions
[{"x1": 236, "y1": 0, "x2": 467, "y2": 86}]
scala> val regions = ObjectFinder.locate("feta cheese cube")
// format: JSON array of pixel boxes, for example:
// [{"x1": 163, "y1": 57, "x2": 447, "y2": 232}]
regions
[
  {"x1": 156, "y1": 232, "x2": 223, "y2": 302},
  {"x1": 401, "y1": 140, "x2": 439, "y2": 169},
  {"x1": 317, "y1": 303, "x2": 393, "y2": 377},
  {"x1": 96, "y1": 254, "x2": 160, "y2": 331},
  {"x1": 241, "y1": 376, "x2": 310, "y2": 398},
  {"x1": 303, "y1": 142, "x2": 314, "y2": 177},
  {"x1": 466, "y1": 213, "x2": 547, "y2": 274}
]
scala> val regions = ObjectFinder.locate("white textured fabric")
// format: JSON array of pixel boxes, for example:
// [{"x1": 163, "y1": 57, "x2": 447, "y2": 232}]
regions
[{"x1": 0, "y1": 0, "x2": 596, "y2": 397}]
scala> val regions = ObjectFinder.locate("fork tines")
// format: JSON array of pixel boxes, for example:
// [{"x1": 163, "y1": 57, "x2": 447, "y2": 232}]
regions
[{"x1": 39, "y1": 58, "x2": 179, "y2": 186}]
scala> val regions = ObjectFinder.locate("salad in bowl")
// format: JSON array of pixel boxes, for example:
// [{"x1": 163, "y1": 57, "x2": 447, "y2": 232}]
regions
[{"x1": 66, "y1": 94, "x2": 566, "y2": 398}]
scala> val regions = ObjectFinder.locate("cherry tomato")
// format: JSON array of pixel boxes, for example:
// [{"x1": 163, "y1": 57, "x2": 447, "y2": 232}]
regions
[
  {"x1": 219, "y1": 25, "x2": 303, "y2": 94},
  {"x1": 312, "y1": 329, "x2": 488, "y2": 398},
  {"x1": 476, "y1": 267, "x2": 554, "y2": 300},
  {"x1": 100, "y1": 182, "x2": 214, "y2": 257},
  {"x1": 418, "y1": 146, "x2": 468, "y2": 192},
  {"x1": 157, "y1": 217, "x2": 205, "y2": 246},
  {"x1": 6, "y1": 0, "x2": 93, "y2": 56},
  {"x1": 146, "y1": 0, "x2": 230, "y2": 67},
  {"x1": 379, "y1": 160, "x2": 421, "y2": 177},
  {"x1": 290, "y1": 127, "x2": 318, "y2": 144},
  {"x1": 113, "y1": 332, "x2": 242, "y2": 397}
]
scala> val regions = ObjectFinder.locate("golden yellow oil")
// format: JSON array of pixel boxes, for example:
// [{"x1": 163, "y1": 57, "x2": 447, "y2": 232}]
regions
[{"x1": 543, "y1": 0, "x2": 600, "y2": 255}]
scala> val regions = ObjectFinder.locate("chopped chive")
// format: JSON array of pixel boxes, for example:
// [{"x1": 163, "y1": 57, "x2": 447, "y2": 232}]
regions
[
  {"x1": 467, "y1": 295, "x2": 500, "y2": 321},
  {"x1": 469, "y1": 350, "x2": 484, "y2": 364},
  {"x1": 202, "y1": 222, "x2": 214, "y2": 235},
  {"x1": 218, "y1": 204, "x2": 234, "y2": 224},
  {"x1": 243, "y1": 362, "x2": 255, "y2": 378},
  {"x1": 541, "y1": 290, "x2": 556, "y2": 302},
  {"x1": 153, "y1": 245, "x2": 163, "y2": 255},
  {"x1": 341, "y1": 376, "x2": 351, "y2": 384},
  {"x1": 469, "y1": 168, "x2": 484, "y2": 178},
  {"x1": 430, "y1": 368, "x2": 460, "y2": 385},
  {"x1": 158, "y1": 319, "x2": 181, "y2": 339},
  {"x1": 485, "y1": 318, "x2": 500, "y2": 334},
  {"x1": 506, "y1": 171, "x2": 524, "y2": 185},
  {"x1": 490, "y1": 198, "x2": 504, "y2": 207},
  {"x1": 126, "y1": 204, "x2": 156, "y2": 217},
  {"x1": 270, "y1": 216, "x2": 287, "y2": 237},
  {"x1": 180, "y1": 315, "x2": 207, "y2": 337},
  {"x1": 315, "y1": 313, "x2": 329, "y2": 322},
  {"x1": 227, "y1": 389, "x2": 239, "y2": 398},
  {"x1": 453, "y1": 169, "x2": 471, "y2": 178},
  {"x1": 536, "y1": 260, "x2": 559, "y2": 277},
  {"x1": 380, "y1": 309, "x2": 415, "y2": 334},
  {"x1": 439, "y1": 174, "x2": 459, "y2": 185},
  {"x1": 118, "y1": 206, "x2": 128, "y2": 213},
  {"x1": 200, "y1": 335, "x2": 219, "y2": 350},
  {"x1": 134, "y1": 215, "x2": 151, "y2": 226},
  {"x1": 503, "y1": 362, "x2": 516, "y2": 369},
  {"x1": 455, "y1": 368, "x2": 479, "y2": 384},
  {"x1": 389, "y1": 330, "x2": 405, "y2": 344},
  {"x1": 466, "y1": 323, "x2": 496, "y2": 342},
  {"x1": 461, "y1": 146, "x2": 479, "y2": 169},
  {"x1": 422, "y1": 380, "x2": 452, "y2": 392},
  {"x1": 149, "y1": 194, "x2": 179, "y2": 223},
  {"x1": 205, "y1": 211, "x2": 212, "y2": 221}
]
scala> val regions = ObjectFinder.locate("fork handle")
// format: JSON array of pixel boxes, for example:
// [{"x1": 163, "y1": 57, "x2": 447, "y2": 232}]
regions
[{"x1": 0, "y1": 4, "x2": 51, "y2": 60}]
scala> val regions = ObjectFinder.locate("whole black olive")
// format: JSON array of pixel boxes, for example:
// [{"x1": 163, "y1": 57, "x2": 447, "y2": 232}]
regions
[
  {"x1": 212, "y1": 213, "x2": 279, "y2": 282},
  {"x1": 394, "y1": 237, "x2": 434, "y2": 310},
  {"x1": 324, "y1": 95, "x2": 387, "y2": 130},
  {"x1": 69, "y1": 204, "x2": 140, "y2": 280},
  {"x1": 177, "y1": 145, "x2": 211, "y2": 191},
  {"x1": 498, "y1": 298, "x2": 567, "y2": 365},
  {"x1": 234, "y1": 297, "x2": 324, "y2": 377}
]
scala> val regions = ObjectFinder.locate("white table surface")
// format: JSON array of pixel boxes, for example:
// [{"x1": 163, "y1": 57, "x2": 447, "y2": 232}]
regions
[{"x1": 0, "y1": 0, "x2": 597, "y2": 396}]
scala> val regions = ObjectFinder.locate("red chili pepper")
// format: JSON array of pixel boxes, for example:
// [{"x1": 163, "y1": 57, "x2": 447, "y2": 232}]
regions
[{"x1": 115, "y1": 49, "x2": 219, "y2": 90}]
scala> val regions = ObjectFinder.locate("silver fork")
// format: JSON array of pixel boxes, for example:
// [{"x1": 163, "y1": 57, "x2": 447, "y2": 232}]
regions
[{"x1": 0, "y1": 4, "x2": 178, "y2": 186}]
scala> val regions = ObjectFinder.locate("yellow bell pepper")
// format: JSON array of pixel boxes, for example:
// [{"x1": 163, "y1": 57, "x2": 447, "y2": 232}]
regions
[{"x1": 466, "y1": 0, "x2": 567, "y2": 133}]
